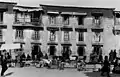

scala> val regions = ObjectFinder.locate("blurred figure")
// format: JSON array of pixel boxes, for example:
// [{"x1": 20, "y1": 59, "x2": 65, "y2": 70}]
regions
[
  {"x1": 109, "y1": 50, "x2": 114, "y2": 63},
  {"x1": 113, "y1": 50, "x2": 117, "y2": 61},
  {"x1": 112, "y1": 58, "x2": 120, "y2": 74},
  {"x1": 1, "y1": 50, "x2": 8, "y2": 76},
  {"x1": 101, "y1": 56, "x2": 110, "y2": 77}
]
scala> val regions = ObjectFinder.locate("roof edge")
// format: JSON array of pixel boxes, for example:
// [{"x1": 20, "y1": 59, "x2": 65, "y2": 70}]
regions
[
  {"x1": 0, "y1": 1, "x2": 17, "y2": 5},
  {"x1": 40, "y1": 4, "x2": 115, "y2": 10}
]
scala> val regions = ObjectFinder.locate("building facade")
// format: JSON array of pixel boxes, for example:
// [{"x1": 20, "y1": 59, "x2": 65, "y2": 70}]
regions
[{"x1": 1, "y1": 2, "x2": 120, "y2": 61}]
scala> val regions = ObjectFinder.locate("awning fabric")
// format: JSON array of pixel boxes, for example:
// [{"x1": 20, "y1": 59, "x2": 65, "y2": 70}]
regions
[{"x1": 0, "y1": 44, "x2": 21, "y2": 50}]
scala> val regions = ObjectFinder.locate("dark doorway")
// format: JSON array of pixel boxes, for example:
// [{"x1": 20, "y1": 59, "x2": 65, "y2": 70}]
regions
[
  {"x1": 93, "y1": 46, "x2": 102, "y2": 55},
  {"x1": 32, "y1": 44, "x2": 42, "y2": 60},
  {"x1": 49, "y1": 46, "x2": 56, "y2": 56},
  {"x1": 77, "y1": 46, "x2": 85, "y2": 56},
  {"x1": 62, "y1": 46, "x2": 71, "y2": 60}
]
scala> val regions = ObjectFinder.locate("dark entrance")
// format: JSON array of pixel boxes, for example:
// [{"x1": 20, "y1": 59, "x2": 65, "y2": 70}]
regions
[
  {"x1": 49, "y1": 46, "x2": 56, "y2": 56},
  {"x1": 77, "y1": 46, "x2": 85, "y2": 56},
  {"x1": 90, "y1": 46, "x2": 103, "y2": 63},
  {"x1": 93, "y1": 46, "x2": 102, "y2": 55},
  {"x1": 62, "y1": 46, "x2": 71, "y2": 60},
  {"x1": 32, "y1": 44, "x2": 43, "y2": 60}
]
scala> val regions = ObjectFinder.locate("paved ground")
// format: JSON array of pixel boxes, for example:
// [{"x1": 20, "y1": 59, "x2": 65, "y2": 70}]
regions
[{"x1": 1, "y1": 67, "x2": 120, "y2": 77}]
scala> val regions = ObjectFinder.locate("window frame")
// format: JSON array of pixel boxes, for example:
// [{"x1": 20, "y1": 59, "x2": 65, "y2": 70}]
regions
[
  {"x1": 93, "y1": 16, "x2": 101, "y2": 25},
  {"x1": 32, "y1": 31, "x2": 40, "y2": 40},
  {"x1": 63, "y1": 15, "x2": 69, "y2": 25},
  {"x1": 64, "y1": 31, "x2": 69, "y2": 41},
  {"x1": 77, "y1": 15, "x2": 84, "y2": 25},
  {"x1": 49, "y1": 14, "x2": 57, "y2": 25},
  {"x1": 15, "y1": 30, "x2": 24, "y2": 39},
  {"x1": 49, "y1": 31, "x2": 56, "y2": 41},
  {"x1": 93, "y1": 32, "x2": 101, "y2": 42}
]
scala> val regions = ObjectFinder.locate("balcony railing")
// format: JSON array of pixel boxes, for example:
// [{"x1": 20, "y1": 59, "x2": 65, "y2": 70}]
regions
[{"x1": 14, "y1": 18, "x2": 41, "y2": 25}]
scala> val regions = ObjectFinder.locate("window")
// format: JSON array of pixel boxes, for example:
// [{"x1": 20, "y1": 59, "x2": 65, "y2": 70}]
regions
[
  {"x1": 15, "y1": 12, "x2": 31, "y2": 23},
  {"x1": 0, "y1": 30, "x2": 2, "y2": 40},
  {"x1": 0, "y1": 13, "x2": 3, "y2": 23},
  {"x1": 114, "y1": 13, "x2": 120, "y2": 25},
  {"x1": 94, "y1": 32, "x2": 101, "y2": 42},
  {"x1": 64, "y1": 31, "x2": 69, "y2": 41},
  {"x1": 15, "y1": 30, "x2": 24, "y2": 39},
  {"x1": 49, "y1": 31, "x2": 56, "y2": 41},
  {"x1": 115, "y1": 18, "x2": 120, "y2": 25},
  {"x1": 32, "y1": 31, "x2": 40, "y2": 40},
  {"x1": 93, "y1": 17, "x2": 101, "y2": 25},
  {"x1": 49, "y1": 15, "x2": 56, "y2": 25},
  {"x1": 78, "y1": 32, "x2": 84, "y2": 41},
  {"x1": 78, "y1": 16, "x2": 84, "y2": 25},
  {"x1": 63, "y1": 15, "x2": 69, "y2": 25}
]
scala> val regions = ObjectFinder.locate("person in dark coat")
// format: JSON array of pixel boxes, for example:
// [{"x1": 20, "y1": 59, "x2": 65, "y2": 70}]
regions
[
  {"x1": 113, "y1": 50, "x2": 117, "y2": 61},
  {"x1": 101, "y1": 56, "x2": 110, "y2": 77},
  {"x1": 1, "y1": 52, "x2": 8, "y2": 76}
]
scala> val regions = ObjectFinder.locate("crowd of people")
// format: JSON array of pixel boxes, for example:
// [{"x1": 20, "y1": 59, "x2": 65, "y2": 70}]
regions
[{"x1": 0, "y1": 49, "x2": 120, "y2": 77}]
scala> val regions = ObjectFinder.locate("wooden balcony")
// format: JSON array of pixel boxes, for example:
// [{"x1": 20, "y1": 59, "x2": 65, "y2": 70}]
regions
[{"x1": 14, "y1": 18, "x2": 41, "y2": 26}]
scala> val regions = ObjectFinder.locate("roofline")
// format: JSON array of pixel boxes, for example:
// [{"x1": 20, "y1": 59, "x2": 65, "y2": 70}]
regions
[
  {"x1": 15, "y1": 5, "x2": 40, "y2": 9},
  {"x1": 40, "y1": 4, "x2": 115, "y2": 10},
  {"x1": 0, "y1": 1, "x2": 17, "y2": 5}
]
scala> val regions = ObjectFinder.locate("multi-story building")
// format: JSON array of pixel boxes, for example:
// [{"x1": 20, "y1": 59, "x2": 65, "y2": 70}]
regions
[
  {"x1": 39, "y1": 4, "x2": 115, "y2": 61},
  {"x1": 13, "y1": 5, "x2": 43, "y2": 58},
  {"x1": 0, "y1": 2, "x2": 119, "y2": 61}
]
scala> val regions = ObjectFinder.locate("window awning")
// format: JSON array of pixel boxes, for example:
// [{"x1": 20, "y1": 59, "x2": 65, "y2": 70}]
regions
[
  {"x1": 47, "y1": 11, "x2": 59, "y2": 14},
  {"x1": 61, "y1": 12, "x2": 87, "y2": 16},
  {"x1": 91, "y1": 28, "x2": 103, "y2": 32},
  {"x1": 91, "y1": 12, "x2": 103, "y2": 17},
  {"x1": 61, "y1": 12, "x2": 73, "y2": 15},
  {"x1": 61, "y1": 27, "x2": 73, "y2": 31},
  {"x1": 61, "y1": 43, "x2": 72, "y2": 46},
  {"x1": 75, "y1": 28, "x2": 87, "y2": 32},
  {"x1": 72, "y1": 12, "x2": 87, "y2": 15},
  {"x1": 0, "y1": 44, "x2": 21, "y2": 50},
  {"x1": 47, "y1": 27, "x2": 59, "y2": 31}
]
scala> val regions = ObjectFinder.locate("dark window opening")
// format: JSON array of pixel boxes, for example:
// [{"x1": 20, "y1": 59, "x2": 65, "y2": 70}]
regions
[
  {"x1": 78, "y1": 32, "x2": 84, "y2": 41},
  {"x1": 78, "y1": 16, "x2": 84, "y2": 25},
  {"x1": 63, "y1": 15, "x2": 69, "y2": 25}
]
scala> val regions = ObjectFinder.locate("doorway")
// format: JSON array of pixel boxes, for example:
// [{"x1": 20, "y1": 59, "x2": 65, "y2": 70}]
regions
[
  {"x1": 77, "y1": 46, "x2": 85, "y2": 56},
  {"x1": 32, "y1": 44, "x2": 42, "y2": 60},
  {"x1": 92, "y1": 46, "x2": 102, "y2": 55},
  {"x1": 49, "y1": 46, "x2": 56, "y2": 56},
  {"x1": 62, "y1": 46, "x2": 71, "y2": 60}
]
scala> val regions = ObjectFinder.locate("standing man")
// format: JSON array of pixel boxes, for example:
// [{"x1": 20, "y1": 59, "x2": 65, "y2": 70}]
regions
[
  {"x1": 1, "y1": 50, "x2": 8, "y2": 76},
  {"x1": 101, "y1": 56, "x2": 111, "y2": 77}
]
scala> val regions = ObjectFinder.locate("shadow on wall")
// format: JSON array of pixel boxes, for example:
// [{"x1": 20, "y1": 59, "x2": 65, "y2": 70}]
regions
[{"x1": 84, "y1": 72, "x2": 120, "y2": 77}]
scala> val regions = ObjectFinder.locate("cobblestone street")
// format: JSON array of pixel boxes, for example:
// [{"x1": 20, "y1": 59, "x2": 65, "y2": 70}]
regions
[{"x1": 1, "y1": 67, "x2": 120, "y2": 77}]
